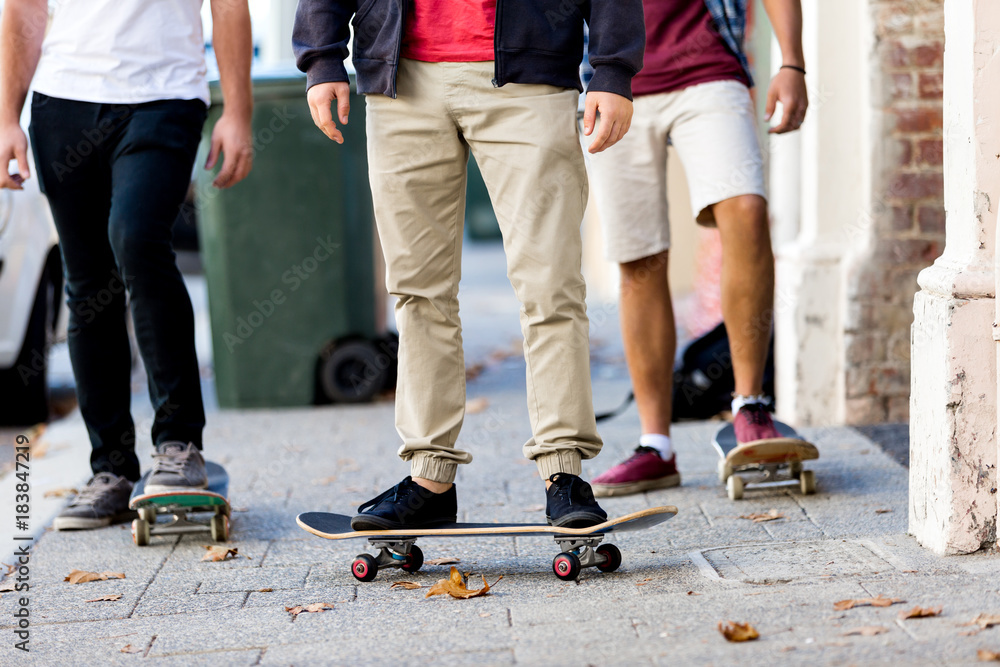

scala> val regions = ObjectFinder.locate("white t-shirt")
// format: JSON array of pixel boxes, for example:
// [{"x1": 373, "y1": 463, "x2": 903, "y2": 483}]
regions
[{"x1": 32, "y1": 0, "x2": 210, "y2": 105}]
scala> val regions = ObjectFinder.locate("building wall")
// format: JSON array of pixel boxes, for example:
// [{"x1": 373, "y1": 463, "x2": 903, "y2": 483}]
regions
[{"x1": 842, "y1": 0, "x2": 945, "y2": 424}]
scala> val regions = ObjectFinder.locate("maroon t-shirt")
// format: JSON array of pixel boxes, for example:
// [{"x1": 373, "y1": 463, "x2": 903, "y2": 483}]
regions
[{"x1": 632, "y1": 0, "x2": 749, "y2": 97}]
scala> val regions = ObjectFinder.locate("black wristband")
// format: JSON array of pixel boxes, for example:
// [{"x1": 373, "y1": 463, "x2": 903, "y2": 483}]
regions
[{"x1": 781, "y1": 64, "x2": 807, "y2": 75}]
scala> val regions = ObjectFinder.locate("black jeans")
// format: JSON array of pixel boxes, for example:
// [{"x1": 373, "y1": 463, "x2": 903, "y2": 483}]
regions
[{"x1": 29, "y1": 93, "x2": 207, "y2": 481}]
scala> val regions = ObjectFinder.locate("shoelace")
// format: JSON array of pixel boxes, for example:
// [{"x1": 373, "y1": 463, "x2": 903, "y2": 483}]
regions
[
  {"x1": 71, "y1": 474, "x2": 118, "y2": 506},
  {"x1": 741, "y1": 404, "x2": 770, "y2": 426},
  {"x1": 152, "y1": 452, "x2": 188, "y2": 475},
  {"x1": 357, "y1": 479, "x2": 407, "y2": 513},
  {"x1": 548, "y1": 473, "x2": 576, "y2": 501}
]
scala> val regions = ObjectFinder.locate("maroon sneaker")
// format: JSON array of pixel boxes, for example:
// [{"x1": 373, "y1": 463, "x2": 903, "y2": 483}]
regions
[
  {"x1": 591, "y1": 446, "x2": 681, "y2": 498},
  {"x1": 733, "y1": 403, "x2": 782, "y2": 445}
]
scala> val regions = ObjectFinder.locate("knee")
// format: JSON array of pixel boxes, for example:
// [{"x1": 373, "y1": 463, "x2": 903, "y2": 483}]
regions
[
  {"x1": 107, "y1": 221, "x2": 171, "y2": 279},
  {"x1": 619, "y1": 251, "x2": 669, "y2": 291}
]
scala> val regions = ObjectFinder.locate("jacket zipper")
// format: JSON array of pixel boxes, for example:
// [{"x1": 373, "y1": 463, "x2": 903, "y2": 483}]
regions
[
  {"x1": 492, "y1": 0, "x2": 502, "y2": 87},
  {"x1": 391, "y1": 0, "x2": 406, "y2": 98}
]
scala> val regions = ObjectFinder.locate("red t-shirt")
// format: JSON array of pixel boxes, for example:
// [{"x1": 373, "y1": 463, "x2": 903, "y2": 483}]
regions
[
  {"x1": 401, "y1": 0, "x2": 497, "y2": 62},
  {"x1": 632, "y1": 0, "x2": 748, "y2": 97}
]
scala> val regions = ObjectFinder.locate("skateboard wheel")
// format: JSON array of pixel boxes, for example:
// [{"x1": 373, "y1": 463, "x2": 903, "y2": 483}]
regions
[
  {"x1": 718, "y1": 461, "x2": 734, "y2": 484},
  {"x1": 352, "y1": 554, "x2": 379, "y2": 582},
  {"x1": 595, "y1": 544, "x2": 622, "y2": 573},
  {"x1": 132, "y1": 519, "x2": 150, "y2": 546},
  {"x1": 726, "y1": 475, "x2": 744, "y2": 501},
  {"x1": 800, "y1": 470, "x2": 817, "y2": 495},
  {"x1": 210, "y1": 514, "x2": 230, "y2": 542},
  {"x1": 401, "y1": 544, "x2": 423, "y2": 573},
  {"x1": 552, "y1": 552, "x2": 581, "y2": 581},
  {"x1": 138, "y1": 507, "x2": 157, "y2": 523}
]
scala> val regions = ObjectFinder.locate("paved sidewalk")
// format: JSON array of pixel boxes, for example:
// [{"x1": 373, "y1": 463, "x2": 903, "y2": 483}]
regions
[{"x1": 3, "y1": 244, "x2": 1000, "y2": 665}]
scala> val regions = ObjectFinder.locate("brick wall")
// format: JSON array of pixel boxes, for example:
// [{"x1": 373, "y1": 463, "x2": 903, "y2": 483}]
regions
[{"x1": 843, "y1": 0, "x2": 945, "y2": 424}]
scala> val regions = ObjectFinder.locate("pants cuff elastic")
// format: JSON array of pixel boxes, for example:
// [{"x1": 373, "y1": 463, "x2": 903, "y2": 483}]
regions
[
  {"x1": 534, "y1": 450, "x2": 582, "y2": 480},
  {"x1": 410, "y1": 454, "x2": 459, "y2": 485}
]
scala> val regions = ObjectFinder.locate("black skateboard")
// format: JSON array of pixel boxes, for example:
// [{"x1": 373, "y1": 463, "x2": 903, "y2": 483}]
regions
[{"x1": 297, "y1": 506, "x2": 678, "y2": 582}]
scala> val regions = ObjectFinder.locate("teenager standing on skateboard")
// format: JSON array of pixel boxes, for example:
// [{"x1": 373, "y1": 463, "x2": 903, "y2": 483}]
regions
[
  {"x1": 589, "y1": 0, "x2": 809, "y2": 497},
  {"x1": 294, "y1": 0, "x2": 643, "y2": 529},
  {"x1": 0, "y1": 0, "x2": 253, "y2": 528}
]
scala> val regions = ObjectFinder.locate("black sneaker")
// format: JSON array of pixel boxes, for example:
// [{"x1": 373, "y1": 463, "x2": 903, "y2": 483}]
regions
[
  {"x1": 545, "y1": 473, "x2": 608, "y2": 528},
  {"x1": 145, "y1": 441, "x2": 208, "y2": 494},
  {"x1": 53, "y1": 473, "x2": 133, "y2": 530},
  {"x1": 351, "y1": 476, "x2": 457, "y2": 530}
]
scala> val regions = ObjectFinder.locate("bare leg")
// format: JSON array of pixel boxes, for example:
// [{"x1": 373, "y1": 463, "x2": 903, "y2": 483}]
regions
[
  {"x1": 619, "y1": 251, "x2": 675, "y2": 436},
  {"x1": 712, "y1": 194, "x2": 773, "y2": 396}
]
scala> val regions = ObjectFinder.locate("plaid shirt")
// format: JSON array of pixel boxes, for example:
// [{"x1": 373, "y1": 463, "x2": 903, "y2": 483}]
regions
[{"x1": 704, "y1": 0, "x2": 754, "y2": 86}]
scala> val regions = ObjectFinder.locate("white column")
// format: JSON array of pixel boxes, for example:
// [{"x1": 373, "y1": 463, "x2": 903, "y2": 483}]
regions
[
  {"x1": 258, "y1": 0, "x2": 298, "y2": 65},
  {"x1": 773, "y1": 0, "x2": 868, "y2": 426},
  {"x1": 909, "y1": 0, "x2": 1000, "y2": 555}
]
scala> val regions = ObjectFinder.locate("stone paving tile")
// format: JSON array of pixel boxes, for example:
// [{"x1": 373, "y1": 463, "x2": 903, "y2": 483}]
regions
[
  {"x1": 142, "y1": 649, "x2": 262, "y2": 665},
  {"x1": 195, "y1": 565, "x2": 310, "y2": 593},
  {"x1": 244, "y1": 585, "x2": 355, "y2": 609},
  {"x1": 0, "y1": 581, "x2": 146, "y2": 626},
  {"x1": 133, "y1": 592, "x2": 246, "y2": 617},
  {"x1": 145, "y1": 607, "x2": 295, "y2": 656},
  {"x1": 156, "y1": 537, "x2": 273, "y2": 573}
]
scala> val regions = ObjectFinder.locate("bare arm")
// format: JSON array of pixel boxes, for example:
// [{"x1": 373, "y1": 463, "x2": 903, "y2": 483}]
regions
[
  {"x1": 0, "y1": 0, "x2": 47, "y2": 188},
  {"x1": 761, "y1": 0, "x2": 808, "y2": 134},
  {"x1": 207, "y1": 0, "x2": 253, "y2": 188}
]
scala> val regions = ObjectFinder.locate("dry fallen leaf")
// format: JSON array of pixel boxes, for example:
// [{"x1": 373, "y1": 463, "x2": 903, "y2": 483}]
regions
[
  {"x1": 425, "y1": 566, "x2": 501, "y2": 599},
  {"x1": 2, "y1": 562, "x2": 14, "y2": 576},
  {"x1": 64, "y1": 569, "x2": 126, "y2": 584},
  {"x1": 969, "y1": 614, "x2": 1000, "y2": 629},
  {"x1": 44, "y1": 487, "x2": 78, "y2": 498},
  {"x1": 718, "y1": 621, "x2": 759, "y2": 642},
  {"x1": 285, "y1": 602, "x2": 334, "y2": 616},
  {"x1": 85, "y1": 594, "x2": 123, "y2": 603},
  {"x1": 978, "y1": 649, "x2": 1000, "y2": 661},
  {"x1": 424, "y1": 557, "x2": 461, "y2": 566},
  {"x1": 687, "y1": 591, "x2": 701, "y2": 596},
  {"x1": 843, "y1": 626, "x2": 889, "y2": 636},
  {"x1": 875, "y1": 509, "x2": 893, "y2": 514},
  {"x1": 311, "y1": 476, "x2": 337, "y2": 486},
  {"x1": 899, "y1": 605, "x2": 942, "y2": 620},
  {"x1": 465, "y1": 397, "x2": 490, "y2": 414},
  {"x1": 120, "y1": 644, "x2": 143, "y2": 654},
  {"x1": 833, "y1": 595, "x2": 904, "y2": 611},
  {"x1": 257, "y1": 588, "x2": 273, "y2": 593},
  {"x1": 465, "y1": 363, "x2": 485, "y2": 381},
  {"x1": 390, "y1": 581, "x2": 423, "y2": 590},
  {"x1": 0, "y1": 581, "x2": 15, "y2": 593},
  {"x1": 739, "y1": 510, "x2": 785, "y2": 523},
  {"x1": 201, "y1": 546, "x2": 239, "y2": 562}
]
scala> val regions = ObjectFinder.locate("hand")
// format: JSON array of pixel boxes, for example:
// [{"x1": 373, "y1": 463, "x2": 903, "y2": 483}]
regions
[
  {"x1": 765, "y1": 67, "x2": 809, "y2": 134},
  {"x1": 307, "y1": 81, "x2": 351, "y2": 144},
  {"x1": 205, "y1": 110, "x2": 253, "y2": 188},
  {"x1": 0, "y1": 122, "x2": 29, "y2": 190},
  {"x1": 582, "y1": 91, "x2": 632, "y2": 154}
]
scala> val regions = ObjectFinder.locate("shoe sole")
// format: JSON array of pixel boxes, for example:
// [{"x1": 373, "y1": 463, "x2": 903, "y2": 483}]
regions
[
  {"x1": 350, "y1": 516, "x2": 458, "y2": 531},
  {"x1": 144, "y1": 482, "x2": 209, "y2": 495},
  {"x1": 592, "y1": 473, "x2": 682, "y2": 498},
  {"x1": 53, "y1": 511, "x2": 135, "y2": 531},
  {"x1": 547, "y1": 511, "x2": 608, "y2": 528}
]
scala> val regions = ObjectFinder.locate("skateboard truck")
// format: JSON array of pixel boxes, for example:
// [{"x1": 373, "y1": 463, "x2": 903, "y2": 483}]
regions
[
  {"x1": 718, "y1": 460, "x2": 817, "y2": 500},
  {"x1": 351, "y1": 534, "x2": 622, "y2": 582}
]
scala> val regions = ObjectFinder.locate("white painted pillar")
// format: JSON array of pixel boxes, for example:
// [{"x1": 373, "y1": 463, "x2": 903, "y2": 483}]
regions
[
  {"x1": 909, "y1": 0, "x2": 1000, "y2": 555},
  {"x1": 773, "y1": 0, "x2": 868, "y2": 426},
  {"x1": 258, "y1": 0, "x2": 297, "y2": 65}
]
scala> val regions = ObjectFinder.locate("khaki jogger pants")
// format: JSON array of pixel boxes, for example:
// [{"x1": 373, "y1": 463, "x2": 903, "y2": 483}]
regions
[{"x1": 365, "y1": 58, "x2": 603, "y2": 484}]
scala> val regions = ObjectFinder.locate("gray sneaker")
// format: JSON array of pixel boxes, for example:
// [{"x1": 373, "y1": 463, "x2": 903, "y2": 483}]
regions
[
  {"x1": 53, "y1": 473, "x2": 133, "y2": 530},
  {"x1": 145, "y1": 441, "x2": 208, "y2": 494}
]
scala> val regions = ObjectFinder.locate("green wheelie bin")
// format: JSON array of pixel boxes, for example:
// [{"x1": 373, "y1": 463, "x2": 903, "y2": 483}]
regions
[{"x1": 196, "y1": 69, "x2": 395, "y2": 408}]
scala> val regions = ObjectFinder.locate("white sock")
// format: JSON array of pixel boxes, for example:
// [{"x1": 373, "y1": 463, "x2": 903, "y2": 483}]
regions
[
  {"x1": 731, "y1": 394, "x2": 770, "y2": 415},
  {"x1": 639, "y1": 433, "x2": 673, "y2": 460}
]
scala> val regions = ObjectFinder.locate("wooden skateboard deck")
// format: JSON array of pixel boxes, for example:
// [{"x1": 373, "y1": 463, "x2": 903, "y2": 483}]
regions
[
  {"x1": 128, "y1": 461, "x2": 231, "y2": 546},
  {"x1": 297, "y1": 506, "x2": 678, "y2": 582},
  {"x1": 712, "y1": 421, "x2": 819, "y2": 500}
]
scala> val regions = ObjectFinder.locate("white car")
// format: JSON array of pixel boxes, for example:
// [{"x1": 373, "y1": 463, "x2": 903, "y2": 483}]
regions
[{"x1": 0, "y1": 139, "x2": 63, "y2": 425}]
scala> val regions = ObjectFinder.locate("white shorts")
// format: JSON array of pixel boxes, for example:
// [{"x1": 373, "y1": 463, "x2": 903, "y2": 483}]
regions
[{"x1": 589, "y1": 79, "x2": 766, "y2": 264}]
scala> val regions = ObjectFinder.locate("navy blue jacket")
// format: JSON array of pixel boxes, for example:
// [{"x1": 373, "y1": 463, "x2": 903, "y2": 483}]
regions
[{"x1": 292, "y1": 0, "x2": 645, "y2": 100}]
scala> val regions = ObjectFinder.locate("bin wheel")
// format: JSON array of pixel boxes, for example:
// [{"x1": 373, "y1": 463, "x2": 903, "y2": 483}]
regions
[{"x1": 320, "y1": 340, "x2": 388, "y2": 403}]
